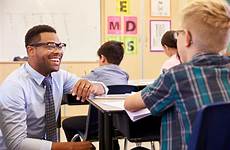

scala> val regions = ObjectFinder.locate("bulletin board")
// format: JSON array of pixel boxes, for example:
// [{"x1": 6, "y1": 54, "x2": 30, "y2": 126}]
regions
[{"x1": 0, "y1": 0, "x2": 100, "y2": 61}]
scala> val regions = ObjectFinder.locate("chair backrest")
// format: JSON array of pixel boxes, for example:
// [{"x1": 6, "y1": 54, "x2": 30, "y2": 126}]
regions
[
  {"x1": 13, "y1": 56, "x2": 28, "y2": 61},
  {"x1": 107, "y1": 85, "x2": 139, "y2": 94},
  {"x1": 83, "y1": 85, "x2": 140, "y2": 141},
  {"x1": 113, "y1": 112, "x2": 161, "y2": 142},
  {"x1": 188, "y1": 103, "x2": 230, "y2": 150}
]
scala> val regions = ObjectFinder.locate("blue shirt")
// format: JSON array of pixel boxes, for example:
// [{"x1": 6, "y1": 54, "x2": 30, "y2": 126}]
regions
[
  {"x1": 83, "y1": 64, "x2": 129, "y2": 85},
  {"x1": 141, "y1": 52, "x2": 230, "y2": 150},
  {"x1": 0, "y1": 63, "x2": 79, "y2": 150}
]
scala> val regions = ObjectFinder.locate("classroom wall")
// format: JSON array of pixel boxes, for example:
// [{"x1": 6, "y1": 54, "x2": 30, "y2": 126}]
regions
[
  {"x1": 0, "y1": 0, "x2": 190, "y2": 83},
  {"x1": 0, "y1": 0, "x2": 101, "y2": 61},
  {"x1": 0, "y1": 61, "x2": 99, "y2": 83},
  {"x1": 101, "y1": 0, "x2": 190, "y2": 79},
  {"x1": 143, "y1": 0, "x2": 190, "y2": 79},
  {"x1": 0, "y1": 0, "x2": 191, "y2": 118}
]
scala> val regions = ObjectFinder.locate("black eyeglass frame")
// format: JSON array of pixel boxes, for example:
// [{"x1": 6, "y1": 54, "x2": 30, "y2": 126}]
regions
[{"x1": 29, "y1": 42, "x2": 66, "y2": 50}]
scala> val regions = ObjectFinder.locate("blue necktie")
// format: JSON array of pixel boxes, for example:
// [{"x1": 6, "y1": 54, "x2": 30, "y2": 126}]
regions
[{"x1": 43, "y1": 76, "x2": 57, "y2": 142}]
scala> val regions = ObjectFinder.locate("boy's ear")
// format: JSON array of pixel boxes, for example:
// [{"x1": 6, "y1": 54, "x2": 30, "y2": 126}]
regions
[
  {"x1": 185, "y1": 30, "x2": 193, "y2": 47},
  {"x1": 100, "y1": 55, "x2": 106, "y2": 63},
  {"x1": 99, "y1": 55, "x2": 109, "y2": 65}
]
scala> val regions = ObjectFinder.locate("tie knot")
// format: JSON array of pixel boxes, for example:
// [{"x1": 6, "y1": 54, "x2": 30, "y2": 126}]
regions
[{"x1": 42, "y1": 77, "x2": 52, "y2": 87}]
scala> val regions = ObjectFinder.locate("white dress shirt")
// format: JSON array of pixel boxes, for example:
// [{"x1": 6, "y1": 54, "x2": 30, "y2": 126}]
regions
[{"x1": 0, "y1": 63, "x2": 79, "y2": 150}]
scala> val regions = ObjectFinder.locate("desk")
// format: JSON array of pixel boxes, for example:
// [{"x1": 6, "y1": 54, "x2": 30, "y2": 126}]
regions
[
  {"x1": 87, "y1": 98, "x2": 123, "y2": 150},
  {"x1": 87, "y1": 97, "x2": 161, "y2": 150},
  {"x1": 128, "y1": 79, "x2": 155, "y2": 86},
  {"x1": 128, "y1": 79, "x2": 155, "y2": 91}
]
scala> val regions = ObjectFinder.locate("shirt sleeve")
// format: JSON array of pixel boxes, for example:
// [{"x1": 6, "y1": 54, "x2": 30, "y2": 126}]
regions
[
  {"x1": 61, "y1": 69, "x2": 108, "y2": 95},
  {"x1": 21, "y1": 138, "x2": 51, "y2": 150},
  {"x1": 62, "y1": 70, "x2": 80, "y2": 94},
  {"x1": 141, "y1": 73, "x2": 175, "y2": 116},
  {"x1": 91, "y1": 81, "x2": 108, "y2": 95},
  {"x1": 0, "y1": 81, "x2": 52, "y2": 150}
]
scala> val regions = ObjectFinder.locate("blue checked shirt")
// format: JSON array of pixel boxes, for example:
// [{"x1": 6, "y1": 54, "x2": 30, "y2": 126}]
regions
[{"x1": 141, "y1": 52, "x2": 230, "y2": 150}]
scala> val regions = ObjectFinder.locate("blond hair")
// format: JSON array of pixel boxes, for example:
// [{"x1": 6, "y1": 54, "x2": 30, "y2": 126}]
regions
[{"x1": 182, "y1": 0, "x2": 230, "y2": 52}]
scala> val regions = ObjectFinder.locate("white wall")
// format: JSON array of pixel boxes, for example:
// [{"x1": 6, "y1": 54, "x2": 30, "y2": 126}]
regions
[{"x1": 0, "y1": 0, "x2": 100, "y2": 61}]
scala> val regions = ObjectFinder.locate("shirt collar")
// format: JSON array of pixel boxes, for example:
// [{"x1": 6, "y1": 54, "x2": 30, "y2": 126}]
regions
[
  {"x1": 24, "y1": 63, "x2": 52, "y2": 86},
  {"x1": 191, "y1": 52, "x2": 219, "y2": 61},
  {"x1": 189, "y1": 52, "x2": 226, "y2": 66}
]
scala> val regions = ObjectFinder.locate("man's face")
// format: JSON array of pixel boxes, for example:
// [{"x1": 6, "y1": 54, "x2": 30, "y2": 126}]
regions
[{"x1": 28, "y1": 32, "x2": 64, "y2": 76}]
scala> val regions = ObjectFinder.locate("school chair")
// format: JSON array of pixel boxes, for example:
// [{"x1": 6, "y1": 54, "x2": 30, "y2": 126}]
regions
[
  {"x1": 188, "y1": 102, "x2": 230, "y2": 150},
  {"x1": 108, "y1": 85, "x2": 159, "y2": 150},
  {"x1": 113, "y1": 111, "x2": 161, "y2": 150},
  {"x1": 13, "y1": 56, "x2": 28, "y2": 61},
  {"x1": 107, "y1": 85, "x2": 160, "y2": 150},
  {"x1": 107, "y1": 85, "x2": 139, "y2": 94}
]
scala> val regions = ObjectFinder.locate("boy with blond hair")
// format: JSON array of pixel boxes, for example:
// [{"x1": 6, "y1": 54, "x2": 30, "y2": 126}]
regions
[{"x1": 124, "y1": 1, "x2": 230, "y2": 150}]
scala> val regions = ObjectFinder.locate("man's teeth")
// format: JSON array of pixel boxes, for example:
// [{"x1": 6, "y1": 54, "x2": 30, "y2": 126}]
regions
[{"x1": 50, "y1": 58, "x2": 60, "y2": 62}]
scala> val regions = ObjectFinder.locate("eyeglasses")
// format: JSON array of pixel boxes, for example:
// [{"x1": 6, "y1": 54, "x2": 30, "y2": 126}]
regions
[
  {"x1": 174, "y1": 30, "x2": 185, "y2": 40},
  {"x1": 29, "y1": 42, "x2": 66, "y2": 51}
]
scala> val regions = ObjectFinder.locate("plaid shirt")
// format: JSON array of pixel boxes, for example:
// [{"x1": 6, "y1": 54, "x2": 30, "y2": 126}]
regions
[{"x1": 141, "y1": 52, "x2": 230, "y2": 150}]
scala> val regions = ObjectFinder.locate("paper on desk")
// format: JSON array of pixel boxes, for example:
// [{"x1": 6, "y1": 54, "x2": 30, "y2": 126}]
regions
[
  {"x1": 94, "y1": 94, "x2": 130, "y2": 99},
  {"x1": 100, "y1": 100, "x2": 151, "y2": 122},
  {"x1": 100, "y1": 101, "x2": 125, "y2": 109},
  {"x1": 126, "y1": 108, "x2": 151, "y2": 122}
]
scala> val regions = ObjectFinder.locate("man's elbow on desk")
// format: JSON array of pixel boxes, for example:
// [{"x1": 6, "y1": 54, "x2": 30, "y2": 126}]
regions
[{"x1": 124, "y1": 92, "x2": 146, "y2": 112}]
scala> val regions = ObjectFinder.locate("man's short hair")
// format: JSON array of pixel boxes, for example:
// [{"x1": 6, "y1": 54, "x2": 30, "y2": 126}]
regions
[
  {"x1": 97, "y1": 41, "x2": 124, "y2": 65},
  {"x1": 25, "y1": 25, "x2": 56, "y2": 47},
  {"x1": 161, "y1": 30, "x2": 177, "y2": 48},
  {"x1": 182, "y1": 0, "x2": 230, "y2": 52}
]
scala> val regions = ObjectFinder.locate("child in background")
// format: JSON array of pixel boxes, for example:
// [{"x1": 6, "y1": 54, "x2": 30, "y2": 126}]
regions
[
  {"x1": 84, "y1": 40, "x2": 129, "y2": 85},
  {"x1": 160, "y1": 30, "x2": 181, "y2": 73}
]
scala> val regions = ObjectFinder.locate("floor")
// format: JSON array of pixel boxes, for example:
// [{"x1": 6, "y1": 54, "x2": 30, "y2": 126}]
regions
[{"x1": 60, "y1": 127, "x2": 160, "y2": 150}]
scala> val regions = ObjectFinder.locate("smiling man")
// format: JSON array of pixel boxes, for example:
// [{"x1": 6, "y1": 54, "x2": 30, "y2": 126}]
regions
[{"x1": 0, "y1": 25, "x2": 106, "y2": 150}]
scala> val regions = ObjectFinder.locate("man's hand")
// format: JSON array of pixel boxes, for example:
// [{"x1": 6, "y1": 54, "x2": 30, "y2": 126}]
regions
[
  {"x1": 52, "y1": 141, "x2": 95, "y2": 150},
  {"x1": 72, "y1": 79, "x2": 94, "y2": 101},
  {"x1": 71, "y1": 79, "x2": 105, "y2": 101}
]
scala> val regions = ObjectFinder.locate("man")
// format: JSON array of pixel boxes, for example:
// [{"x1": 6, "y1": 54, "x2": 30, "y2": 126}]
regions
[
  {"x1": 0, "y1": 25, "x2": 106, "y2": 150},
  {"x1": 124, "y1": 0, "x2": 230, "y2": 150}
]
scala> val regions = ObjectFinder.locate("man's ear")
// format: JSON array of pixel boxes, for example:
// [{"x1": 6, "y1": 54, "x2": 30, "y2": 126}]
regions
[
  {"x1": 185, "y1": 30, "x2": 193, "y2": 47},
  {"x1": 26, "y1": 46, "x2": 35, "y2": 57}
]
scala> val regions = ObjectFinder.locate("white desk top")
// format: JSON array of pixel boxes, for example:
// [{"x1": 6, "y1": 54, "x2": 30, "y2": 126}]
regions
[
  {"x1": 88, "y1": 95, "x2": 151, "y2": 122},
  {"x1": 88, "y1": 98, "x2": 125, "y2": 112},
  {"x1": 128, "y1": 79, "x2": 155, "y2": 86}
]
